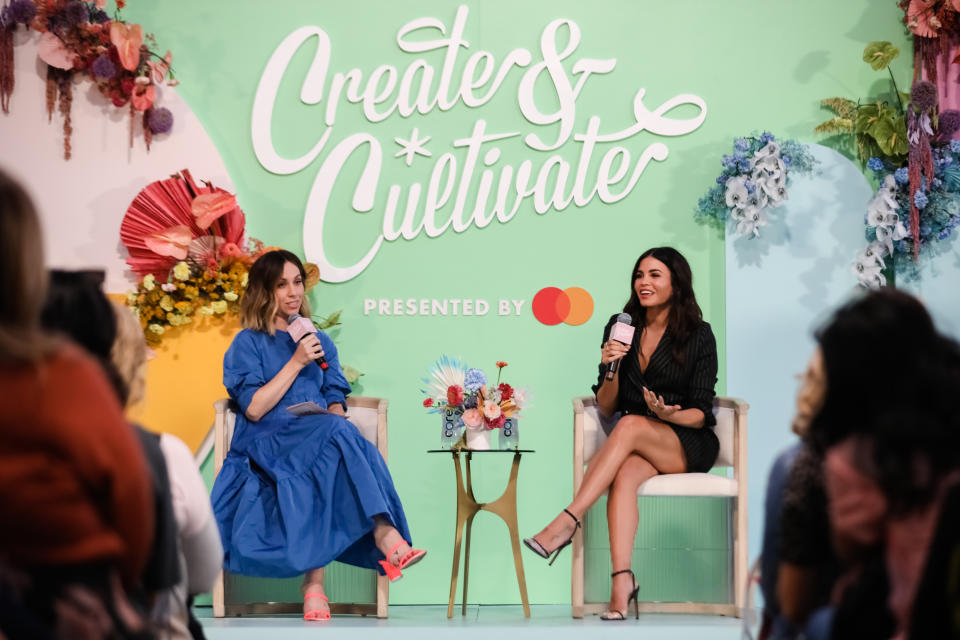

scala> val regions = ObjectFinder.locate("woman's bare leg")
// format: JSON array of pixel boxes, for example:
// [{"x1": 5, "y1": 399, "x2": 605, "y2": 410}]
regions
[
  {"x1": 531, "y1": 415, "x2": 686, "y2": 553},
  {"x1": 606, "y1": 454, "x2": 658, "y2": 613},
  {"x1": 373, "y1": 516, "x2": 411, "y2": 564},
  {"x1": 302, "y1": 567, "x2": 329, "y2": 616}
]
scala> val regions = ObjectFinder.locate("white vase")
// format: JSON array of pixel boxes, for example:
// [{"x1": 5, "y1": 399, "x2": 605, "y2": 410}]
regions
[{"x1": 465, "y1": 426, "x2": 493, "y2": 450}]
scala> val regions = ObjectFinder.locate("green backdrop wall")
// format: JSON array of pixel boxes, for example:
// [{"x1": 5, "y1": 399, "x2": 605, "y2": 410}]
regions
[{"x1": 125, "y1": 0, "x2": 911, "y2": 605}]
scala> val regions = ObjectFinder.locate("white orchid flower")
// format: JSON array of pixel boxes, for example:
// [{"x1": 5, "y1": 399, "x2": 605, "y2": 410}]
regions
[
  {"x1": 853, "y1": 250, "x2": 886, "y2": 288},
  {"x1": 746, "y1": 190, "x2": 769, "y2": 210},
  {"x1": 892, "y1": 220, "x2": 908, "y2": 241},
  {"x1": 753, "y1": 141, "x2": 781, "y2": 159},
  {"x1": 725, "y1": 176, "x2": 749, "y2": 208},
  {"x1": 867, "y1": 207, "x2": 889, "y2": 228},
  {"x1": 735, "y1": 206, "x2": 767, "y2": 237}
]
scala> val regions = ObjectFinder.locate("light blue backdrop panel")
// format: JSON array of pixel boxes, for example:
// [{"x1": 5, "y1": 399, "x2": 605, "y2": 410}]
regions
[
  {"x1": 899, "y1": 233, "x2": 960, "y2": 342},
  {"x1": 724, "y1": 144, "x2": 872, "y2": 564}
]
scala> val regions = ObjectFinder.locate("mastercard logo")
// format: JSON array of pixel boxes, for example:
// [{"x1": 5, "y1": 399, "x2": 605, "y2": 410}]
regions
[{"x1": 532, "y1": 287, "x2": 594, "y2": 326}]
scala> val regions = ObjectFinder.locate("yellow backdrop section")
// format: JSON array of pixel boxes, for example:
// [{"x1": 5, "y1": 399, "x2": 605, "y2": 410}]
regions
[{"x1": 108, "y1": 294, "x2": 240, "y2": 452}]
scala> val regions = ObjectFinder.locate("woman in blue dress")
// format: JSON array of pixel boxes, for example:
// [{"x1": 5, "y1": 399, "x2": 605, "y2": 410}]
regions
[{"x1": 211, "y1": 250, "x2": 425, "y2": 621}]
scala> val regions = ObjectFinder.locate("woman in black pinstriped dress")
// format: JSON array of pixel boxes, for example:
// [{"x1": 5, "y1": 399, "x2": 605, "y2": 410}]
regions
[{"x1": 524, "y1": 247, "x2": 719, "y2": 620}]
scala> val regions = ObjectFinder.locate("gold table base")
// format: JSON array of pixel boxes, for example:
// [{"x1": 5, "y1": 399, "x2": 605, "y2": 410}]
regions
[{"x1": 446, "y1": 451, "x2": 530, "y2": 618}]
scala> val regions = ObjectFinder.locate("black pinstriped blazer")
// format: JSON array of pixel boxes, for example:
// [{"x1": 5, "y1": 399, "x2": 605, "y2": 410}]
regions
[{"x1": 592, "y1": 313, "x2": 718, "y2": 428}]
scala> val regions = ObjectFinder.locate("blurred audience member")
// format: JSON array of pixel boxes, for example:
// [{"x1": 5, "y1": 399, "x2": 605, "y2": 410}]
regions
[
  {"x1": 42, "y1": 269, "x2": 182, "y2": 607},
  {"x1": 810, "y1": 290, "x2": 960, "y2": 640},
  {"x1": 111, "y1": 301, "x2": 222, "y2": 640},
  {"x1": 759, "y1": 348, "x2": 838, "y2": 640},
  {"x1": 0, "y1": 170, "x2": 154, "y2": 639}
]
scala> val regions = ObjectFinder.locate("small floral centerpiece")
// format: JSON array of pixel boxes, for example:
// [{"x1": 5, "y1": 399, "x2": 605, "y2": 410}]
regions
[
  {"x1": 1, "y1": 0, "x2": 178, "y2": 159},
  {"x1": 422, "y1": 358, "x2": 528, "y2": 450},
  {"x1": 696, "y1": 132, "x2": 817, "y2": 238}
]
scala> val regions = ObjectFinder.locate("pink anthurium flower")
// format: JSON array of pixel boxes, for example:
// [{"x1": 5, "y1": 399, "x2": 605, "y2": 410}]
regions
[
  {"x1": 131, "y1": 84, "x2": 156, "y2": 111},
  {"x1": 37, "y1": 32, "x2": 75, "y2": 70},
  {"x1": 148, "y1": 51, "x2": 172, "y2": 84},
  {"x1": 144, "y1": 224, "x2": 191, "y2": 259},
  {"x1": 110, "y1": 23, "x2": 144, "y2": 72},
  {"x1": 191, "y1": 192, "x2": 237, "y2": 230}
]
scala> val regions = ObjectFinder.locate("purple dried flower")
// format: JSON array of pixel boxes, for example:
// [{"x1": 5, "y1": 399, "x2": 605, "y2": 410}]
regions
[
  {"x1": 0, "y1": 6, "x2": 11, "y2": 28},
  {"x1": 937, "y1": 109, "x2": 960, "y2": 139},
  {"x1": 63, "y1": 1, "x2": 87, "y2": 26},
  {"x1": 9, "y1": 0, "x2": 37, "y2": 25},
  {"x1": 146, "y1": 107, "x2": 174, "y2": 135},
  {"x1": 911, "y1": 81, "x2": 938, "y2": 113},
  {"x1": 88, "y1": 7, "x2": 108, "y2": 23},
  {"x1": 91, "y1": 54, "x2": 116, "y2": 79}
]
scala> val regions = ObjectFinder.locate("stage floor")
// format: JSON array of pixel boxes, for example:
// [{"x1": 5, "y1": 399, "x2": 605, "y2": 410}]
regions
[{"x1": 197, "y1": 605, "x2": 746, "y2": 639}]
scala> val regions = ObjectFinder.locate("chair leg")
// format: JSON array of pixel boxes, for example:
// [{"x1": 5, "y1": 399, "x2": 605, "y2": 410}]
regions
[
  {"x1": 733, "y1": 498, "x2": 747, "y2": 617},
  {"x1": 571, "y1": 525, "x2": 585, "y2": 618}
]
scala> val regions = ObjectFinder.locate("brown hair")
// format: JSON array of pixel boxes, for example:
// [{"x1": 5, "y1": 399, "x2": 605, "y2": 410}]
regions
[
  {"x1": 240, "y1": 249, "x2": 312, "y2": 334},
  {"x1": 0, "y1": 170, "x2": 57, "y2": 362}
]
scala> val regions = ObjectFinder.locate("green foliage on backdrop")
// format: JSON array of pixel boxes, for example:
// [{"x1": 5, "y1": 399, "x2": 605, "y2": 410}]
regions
[{"x1": 126, "y1": 0, "x2": 909, "y2": 605}]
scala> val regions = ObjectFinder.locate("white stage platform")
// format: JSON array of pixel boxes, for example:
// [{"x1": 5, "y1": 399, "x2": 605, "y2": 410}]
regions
[{"x1": 197, "y1": 605, "x2": 747, "y2": 639}]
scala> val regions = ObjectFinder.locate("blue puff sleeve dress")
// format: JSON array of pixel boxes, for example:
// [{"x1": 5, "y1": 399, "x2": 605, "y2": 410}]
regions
[{"x1": 211, "y1": 328, "x2": 412, "y2": 578}]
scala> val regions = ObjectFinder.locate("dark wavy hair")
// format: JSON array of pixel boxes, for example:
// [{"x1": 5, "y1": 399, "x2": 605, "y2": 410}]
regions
[
  {"x1": 809, "y1": 289, "x2": 960, "y2": 514},
  {"x1": 622, "y1": 247, "x2": 703, "y2": 364},
  {"x1": 40, "y1": 269, "x2": 128, "y2": 404}
]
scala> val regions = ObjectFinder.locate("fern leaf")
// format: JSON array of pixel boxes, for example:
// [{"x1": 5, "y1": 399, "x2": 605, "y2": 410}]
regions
[
  {"x1": 820, "y1": 97, "x2": 858, "y2": 118},
  {"x1": 814, "y1": 117, "x2": 854, "y2": 134}
]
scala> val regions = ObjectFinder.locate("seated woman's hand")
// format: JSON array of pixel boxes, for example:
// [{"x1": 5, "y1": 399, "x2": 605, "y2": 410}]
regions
[
  {"x1": 292, "y1": 334, "x2": 325, "y2": 368},
  {"x1": 601, "y1": 339, "x2": 630, "y2": 366},
  {"x1": 642, "y1": 386, "x2": 681, "y2": 421}
]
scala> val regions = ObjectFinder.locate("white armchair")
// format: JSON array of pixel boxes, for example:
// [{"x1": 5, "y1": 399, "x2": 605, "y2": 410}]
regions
[
  {"x1": 571, "y1": 396, "x2": 749, "y2": 618},
  {"x1": 211, "y1": 396, "x2": 390, "y2": 618}
]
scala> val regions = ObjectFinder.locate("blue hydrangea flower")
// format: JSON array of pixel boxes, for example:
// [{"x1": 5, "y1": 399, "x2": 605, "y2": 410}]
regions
[
  {"x1": 783, "y1": 156, "x2": 792, "y2": 166},
  {"x1": 733, "y1": 151, "x2": 746, "y2": 162},
  {"x1": 734, "y1": 138, "x2": 750, "y2": 152},
  {"x1": 464, "y1": 368, "x2": 486, "y2": 392},
  {"x1": 744, "y1": 179, "x2": 756, "y2": 194},
  {"x1": 951, "y1": 139, "x2": 960, "y2": 154},
  {"x1": 715, "y1": 176, "x2": 726, "y2": 184},
  {"x1": 737, "y1": 160, "x2": 751, "y2": 172},
  {"x1": 721, "y1": 154, "x2": 735, "y2": 168},
  {"x1": 760, "y1": 132, "x2": 775, "y2": 144},
  {"x1": 914, "y1": 190, "x2": 929, "y2": 210},
  {"x1": 894, "y1": 167, "x2": 909, "y2": 184},
  {"x1": 867, "y1": 157, "x2": 884, "y2": 171}
]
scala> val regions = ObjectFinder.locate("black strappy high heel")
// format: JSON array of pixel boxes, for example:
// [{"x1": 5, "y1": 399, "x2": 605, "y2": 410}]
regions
[
  {"x1": 600, "y1": 569, "x2": 639, "y2": 621},
  {"x1": 522, "y1": 508, "x2": 581, "y2": 565}
]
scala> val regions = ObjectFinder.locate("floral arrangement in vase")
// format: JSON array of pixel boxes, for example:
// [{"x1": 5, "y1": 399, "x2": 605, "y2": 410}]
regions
[
  {"x1": 0, "y1": 0, "x2": 177, "y2": 159},
  {"x1": 422, "y1": 358, "x2": 528, "y2": 449},
  {"x1": 695, "y1": 132, "x2": 817, "y2": 238}
]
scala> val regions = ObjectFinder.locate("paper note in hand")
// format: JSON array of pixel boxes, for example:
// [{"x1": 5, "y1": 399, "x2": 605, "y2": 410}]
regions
[{"x1": 286, "y1": 401, "x2": 331, "y2": 417}]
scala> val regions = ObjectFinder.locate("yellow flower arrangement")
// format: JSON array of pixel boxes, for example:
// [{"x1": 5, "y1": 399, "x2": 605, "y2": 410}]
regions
[{"x1": 127, "y1": 258, "x2": 252, "y2": 343}]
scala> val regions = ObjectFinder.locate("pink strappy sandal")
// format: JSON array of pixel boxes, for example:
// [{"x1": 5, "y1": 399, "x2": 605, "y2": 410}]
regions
[
  {"x1": 377, "y1": 541, "x2": 427, "y2": 582},
  {"x1": 303, "y1": 592, "x2": 330, "y2": 621}
]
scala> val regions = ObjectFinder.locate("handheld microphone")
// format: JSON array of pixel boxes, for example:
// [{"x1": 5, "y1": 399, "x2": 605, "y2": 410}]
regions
[
  {"x1": 605, "y1": 312, "x2": 635, "y2": 380},
  {"x1": 287, "y1": 313, "x2": 329, "y2": 370}
]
